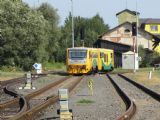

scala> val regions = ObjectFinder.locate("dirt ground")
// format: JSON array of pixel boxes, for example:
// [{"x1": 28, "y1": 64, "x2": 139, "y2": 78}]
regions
[{"x1": 124, "y1": 70, "x2": 160, "y2": 93}]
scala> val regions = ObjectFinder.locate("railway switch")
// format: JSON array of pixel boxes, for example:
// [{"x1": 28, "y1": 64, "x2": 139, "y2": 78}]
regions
[{"x1": 58, "y1": 89, "x2": 73, "y2": 120}]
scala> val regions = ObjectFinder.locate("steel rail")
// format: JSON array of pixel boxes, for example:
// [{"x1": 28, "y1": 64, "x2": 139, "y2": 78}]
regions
[
  {"x1": 0, "y1": 77, "x2": 25, "y2": 87},
  {"x1": 0, "y1": 76, "x2": 70, "y2": 109},
  {"x1": 118, "y1": 74, "x2": 160, "y2": 102},
  {"x1": 25, "y1": 76, "x2": 71, "y2": 100},
  {"x1": 3, "y1": 86, "x2": 18, "y2": 97},
  {"x1": 107, "y1": 74, "x2": 136, "y2": 120},
  {"x1": 0, "y1": 71, "x2": 65, "y2": 91},
  {"x1": 1, "y1": 76, "x2": 71, "y2": 119},
  {"x1": 10, "y1": 76, "x2": 84, "y2": 120},
  {"x1": 0, "y1": 75, "x2": 42, "y2": 108},
  {"x1": 0, "y1": 87, "x2": 28, "y2": 119},
  {"x1": 0, "y1": 72, "x2": 49, "y2": 87},
  {"x1": 0, "y1": 72, "x2": 56, "y2": 110}
]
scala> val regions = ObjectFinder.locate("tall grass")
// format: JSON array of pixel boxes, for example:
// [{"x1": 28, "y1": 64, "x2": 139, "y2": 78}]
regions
[
  {"x1": 43, "y1": 62, "x2": 66, "y2": 71},
  {"x1": 0, "y1": 70, "x2": 25, "y2": 81}
]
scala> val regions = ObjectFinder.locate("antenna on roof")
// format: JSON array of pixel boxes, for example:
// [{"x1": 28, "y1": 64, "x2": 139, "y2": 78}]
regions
[{"x1": 126, "y1": 0, "x2": 128, "y2": 9}]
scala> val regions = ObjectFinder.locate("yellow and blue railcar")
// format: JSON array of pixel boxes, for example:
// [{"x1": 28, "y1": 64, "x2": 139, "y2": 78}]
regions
[{"x1": 66, "y1": 47, "x2": 114, "y2": 74}]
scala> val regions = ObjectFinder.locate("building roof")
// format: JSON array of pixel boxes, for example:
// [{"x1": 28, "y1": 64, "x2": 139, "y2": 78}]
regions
[
  {"x1": 140, "y1": 18, "x2": 160, "y2": 24},
  {"x1": 99, "y1": 22, "x2": 160, "y2": 43},
  {"x1": 98, "y1": 38, "x2": 132, "y2": 47},
  {"x1": 99, "y1": 22, "x2": 131, "y2": 38},
  {"x1": 123, "y1": 51, "x2": 134, "y2": 55},
  {"x1": 116, "y1": 9, "x2": 140, "y2": 16}
]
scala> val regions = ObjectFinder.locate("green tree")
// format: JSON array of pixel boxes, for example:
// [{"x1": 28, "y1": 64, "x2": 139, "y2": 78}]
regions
[
  {"x1": 58, "y1": 14, "x2": 109, "y2": 62},
  {"x1": 0, "y1": 0, "x2": 50, "y2": 70},
  {"x1": 139, "y1": 45, "x2": 160, "y2": 67},
  {"x1": 38, "y1": 3, "x2": 61, "y2": 61}
]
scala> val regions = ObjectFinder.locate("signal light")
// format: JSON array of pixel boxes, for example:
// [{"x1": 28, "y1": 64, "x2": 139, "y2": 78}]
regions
[{"x1": 132, "y1": 22, "x2": 137, "y2": 36}]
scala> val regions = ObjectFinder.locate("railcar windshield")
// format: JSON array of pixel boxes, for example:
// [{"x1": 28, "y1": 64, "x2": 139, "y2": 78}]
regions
[{"x1": 69, "y1": 49, "x2": 87, "y2": 59}]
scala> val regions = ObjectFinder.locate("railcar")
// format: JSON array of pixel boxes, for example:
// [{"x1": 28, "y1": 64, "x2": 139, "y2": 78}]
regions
[{"x1": 66, "y1": 47, "x2": 114, "y2": 74}]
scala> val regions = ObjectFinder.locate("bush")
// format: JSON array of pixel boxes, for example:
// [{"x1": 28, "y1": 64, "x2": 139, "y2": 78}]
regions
[
  {"x1": 139, "y1": 46, "x2": 160, "y2": 67},
  {"x1": 43, "y1": 62, "x2": 66, "y2": 71},
  {"x1": 0, "y1": 66, "x2": 22, "y2": 72}
]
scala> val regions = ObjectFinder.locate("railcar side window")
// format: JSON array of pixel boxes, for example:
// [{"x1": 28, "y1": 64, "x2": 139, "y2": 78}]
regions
[
  {"x1": 89, "y1": 51, "x2": 92, "y2": 59},
  {"x1": 104, "y1": 54, "x2": 108, "y2": 62},
  {"x1": 92, "y1": 53, "x2": 98, "y2": 58},
  {"x1": 100, "y1": 52, "x2": 104, "y2": 58},
  {"x1": 104, "y1": 54, "x2": 106, "y2": 62},
  {"x1": 111, "y1": 53, "x2": 113, "y2": 58}
]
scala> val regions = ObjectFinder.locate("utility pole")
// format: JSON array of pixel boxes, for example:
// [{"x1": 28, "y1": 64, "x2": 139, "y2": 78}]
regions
[
  {"x1": 71, "y1": 0, "x2": 74, "y2": 48},
  {"x1": 136, "y1": 0, "x2": 139, "y2": 72},
  {"x1": 136, "y1": 0, "x2": 138, "y2": 53},
  {"x1": 126, "y1": 0, "x2": 128, "y2": 9},
  {"x1": 134, "y1": 0, "x2": 139, "y2": 73}
]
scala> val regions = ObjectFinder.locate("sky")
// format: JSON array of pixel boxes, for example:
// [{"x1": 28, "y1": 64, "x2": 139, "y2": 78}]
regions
[{"x1": 23, "y1": 0, "x2": 160, "y2": 28}]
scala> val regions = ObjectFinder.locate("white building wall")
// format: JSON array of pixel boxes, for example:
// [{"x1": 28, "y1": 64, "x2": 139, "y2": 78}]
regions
[{"x1": 101, "y1": 24, "x2": 153, "y2": 50}]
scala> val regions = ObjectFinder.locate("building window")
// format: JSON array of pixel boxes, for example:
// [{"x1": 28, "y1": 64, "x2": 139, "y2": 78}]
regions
[
  {"x1": 150, "y1": 25, "x2": 158, "y2": 31},
  {"x1": 124, "y1": 29, "x2": 130, "y2": 33}
]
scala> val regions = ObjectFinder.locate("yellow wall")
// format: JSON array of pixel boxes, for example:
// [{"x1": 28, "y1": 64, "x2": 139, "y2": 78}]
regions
[
  {"x1": 154, "y1": 43, "x2": 160, "y2": 54},
  {"x1": 117, "y1": 11, "x2": 138, "y2": 25},
  {"x1": 145, "y1": 24, "x2": 160, "y2": 34},
  {"x1": 144, "y1": 24, "x2": 160, "y2": 53}
]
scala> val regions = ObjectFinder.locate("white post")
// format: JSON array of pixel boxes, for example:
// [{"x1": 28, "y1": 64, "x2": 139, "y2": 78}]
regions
[
  {"x1": 133, "y1": 36, "x2": 136, "y2": 73},
  {"x1": 134, "y1": 0, "x2": 139, "y2": 72},
  {"x1": 136, "y1": 0, "x2": 138, "y2": 53},
  {"x1": 148, "y1": 71, "x2": 152, "y2": 80}
]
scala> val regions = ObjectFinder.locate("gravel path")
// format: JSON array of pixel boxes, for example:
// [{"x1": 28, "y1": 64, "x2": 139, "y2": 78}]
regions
[
  {"x1": 110, "y1": 74, "x2": 160, "y2": 120},
  {"x1": 39, "y1": 74, "x2": 126, "y2": 120}
]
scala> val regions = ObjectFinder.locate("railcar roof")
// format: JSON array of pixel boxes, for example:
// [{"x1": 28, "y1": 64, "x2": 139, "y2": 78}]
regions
[
  {"x1": 98, "y1": 48, "x2": 113, "y2": 52},
  {"x1": 67, "y1": 47, "x2": 95, "y2": 50},
  {"x1": 67, "y1": 47, "x2": 113, "y2": 52}
]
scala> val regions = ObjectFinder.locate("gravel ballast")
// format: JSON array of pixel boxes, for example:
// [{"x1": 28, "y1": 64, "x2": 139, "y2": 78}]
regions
[
  {"x1": 110, "y1": 74, "x2": 160, "y2": 120},
  {"x1": 39, "y1": 74, "x2": 126, "y2": 120},
  {"x1": 15, "y1": 75, "x2": 65, "y2": 95}
]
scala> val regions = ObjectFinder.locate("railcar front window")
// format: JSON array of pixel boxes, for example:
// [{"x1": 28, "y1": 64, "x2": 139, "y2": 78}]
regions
[{"x1": 69, "y1": 50, "x2": 87, "y2": 59}]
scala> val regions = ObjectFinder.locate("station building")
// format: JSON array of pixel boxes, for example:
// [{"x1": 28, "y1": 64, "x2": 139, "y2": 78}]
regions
[{"x1": 94, "y1": 9, "x2": 160, "y2": 67}]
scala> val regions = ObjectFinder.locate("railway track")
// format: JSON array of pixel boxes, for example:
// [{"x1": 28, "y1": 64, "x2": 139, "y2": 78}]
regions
[
  {"x1": 0, "y1": 75, "x2": 84, "y2": 120},
  {"x1": 0, "y1": 73, "x2": 48, "y2": 88},
  {"x1": 107, "y1": 74, "x2": 136, "y2": 120},
  {"x1": 0, "y1": 77, "x2": 25, "y2": 87},
  {"x1": 2, "y1": 72, "x2": 159, "y2": 120},
  {"x1": 0, "y1": 74, "x2": 48, "y2": 109},
  {"x1": 0, "y1": 76, "x2": 70, "y2": 118},
  {"x1": 0, "y1": 71, "x2": 64, "y2": 107},
  {"x1": 108, "y1": 74, "x2": 160, "y2": 120},
  {"x1": 10, "y1": 76, "x2": 84, "y2": 120}
]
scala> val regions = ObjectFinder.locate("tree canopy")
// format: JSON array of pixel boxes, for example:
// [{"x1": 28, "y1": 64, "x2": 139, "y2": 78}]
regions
[{"x1": 0, "y1": 0, "x2": 109, "y2": 70}]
